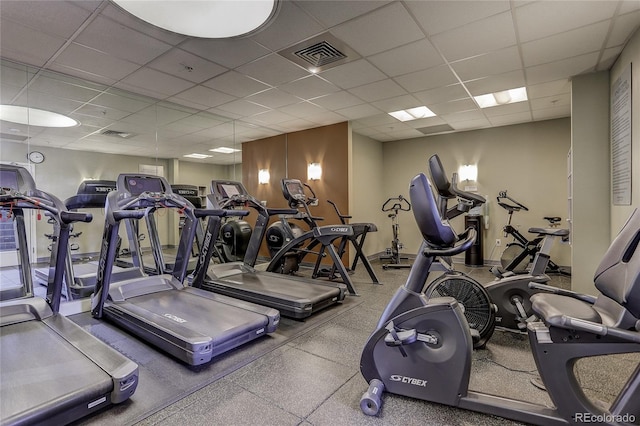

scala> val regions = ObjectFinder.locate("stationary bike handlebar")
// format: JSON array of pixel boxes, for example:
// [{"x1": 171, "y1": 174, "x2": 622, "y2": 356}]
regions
[
  {"x1": 422, "y1": 227, "x2": 477, "y2": 257},
  {"x1": 382, "y1": 195, "x2": 411, "y2": 213},
  {"x1": 496, "y1": 191, "x2": 529, "y2": 212}
]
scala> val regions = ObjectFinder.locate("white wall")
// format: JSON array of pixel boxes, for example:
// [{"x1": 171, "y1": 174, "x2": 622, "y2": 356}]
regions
[
  {"x1": 350, "y1": 131, "x2": 389, "y2": 258},
  {"x1": 377, "y1": 118, "x2": 572, "y2": 266}
]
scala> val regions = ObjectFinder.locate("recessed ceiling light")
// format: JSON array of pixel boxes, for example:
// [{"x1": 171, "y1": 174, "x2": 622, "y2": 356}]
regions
[
  {"x1": 389, "y1": 106, "x2": 436, "y2": 122},
  {"x1": 474, "y1": 87, "x2": 528, "y2": 108},
  {"x1": 112, "y1": 0, "x2": 279, "y2": 38},
  {"x1": 0, "y1": 105, "x2": 79, "y2": 128},
  {"x1": 183, "y1": 153, "x2": 212, "y2": 159},
  {"x1": 209, "y1": 147, "x2": 241, "y2": 154}
]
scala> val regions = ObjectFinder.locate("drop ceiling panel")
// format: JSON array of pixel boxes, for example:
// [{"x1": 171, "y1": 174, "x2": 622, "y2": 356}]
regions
[
  {"x1": 250, "y1": 1, "x2": 325, "y2": 51},
  {"x1": 404, "y1": 0, "x2": 511, "y2": 36},
  {"x1": 91, "y1": 91, "x2": 153, "y2": 114},
  {"x1": 279, "y1": 101, "x2": 329, "y2": 118},
  {"x1": 169, "y1": 85, "x2": 236, "y2": 109},
  {"x1": 203, "y1": 71, "x2": 271, "y2": 98},
  {"x1": 0, "y1": 0, "x2": 92, "y2": 39},
  {"x1": 480, "y1": 101, "x2": 531, "y2": 117},
  {"x1": 514, "y1": 0, "x2": 619, "y2": 42},
  {"x1": 100, "y1": 3, "x2": 188, "y2": 46},
  {"x1": 429, "y1": 98, "x2": 478, "y2": 115},
  {"x1": 532, "y1": 104, "x2": 571, "y2": 120},
  {"x1": 368, "y1": 39, "x2": 443, "y2": 77},
  {"x1": 236, "y1": 53, "x2": 309, "y2": 86},
  {"x1": 607, "y1": 9, "x2": 640, "y2": 47},
  {"x1": 488, "y1": 111, "x2": 533, "y2": 126},
  {"x1": 0, "y1": 19, "x2": 67, "y2": 67},
  {"x1": 279, "y1": 75, "x2": 341, "y2": 100},
  {"x1": 348, "y1": 78, "x2": 407, "y2": 102},
  {"x1": 521, "y1": 21, "x2": 610, "y2": 67},
  {"x1": 245, "y1": 109, "x2": 296, "y2": 125},
  {"x1": 371, "y1": 94, "x2": 422, "y2": 113},
  {"x1": 52, "y1": 42, "x2": 141, "y2": 82},
  {"x1": 295, "y1": 1, "x2": 391, "y2": 27},
  {"x1": 246, "y1": 89, "x2": 301, "y2": 109},
  {"x1": 414, "y1": 84, "x2": 470, "y2": 106},
  {"x1": 431, "y1": 11, "x2": 517, "y2": 62},
  {"x1": 74, "y1": 16, "x2": 172, "y2": 65},
  {"x1": 450, "y1": 46, "x2": 522, "y2": 81},
  {"x1": 463, "y1": 69, "x2": 526, "y2": 95},
  {"x1": 147, "y1": 48, "x2": 227, "y2": 84},
  {"x1": 118, "y1": 68, "x2": 195, "y2": 98},
  {"x1": 318, "y1": 59, "x2": 387, "y2": 89},
  {"x1": 331, "y1": 2, "x2": 424, "y2": 56},
  {"x1": 179, "y1": 38, "x2": 271, "y2": 69},
  {"x1": 525, "y1": 52, "x2": 599, "y2": 85},
  {"x1": 216, "y1": 99, "x2": 270, "y2": 117},
  {"x1": 334, "y1": 103, "x2": 383, "y2": 120},
  {"x1": 309, "y1": 91, "x2": 364, "y2": 110},
  {"x1": 527, "y1": 79, "x2": 571, "y2": 99},
  {"x1": 394, "y1": 65, "x2": 459, "y2": 93}
]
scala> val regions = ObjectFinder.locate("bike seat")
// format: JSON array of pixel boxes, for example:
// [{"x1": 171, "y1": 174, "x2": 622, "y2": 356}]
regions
[
  {"x1": 528, "y1": 227, "x2": 570, "y2": 237},
  {"x1": 531, "y1": 293, "x2": 602, "y2": 324},
  {"x1": 544, "y1": 216, "x2": 562, "y2": 223}
]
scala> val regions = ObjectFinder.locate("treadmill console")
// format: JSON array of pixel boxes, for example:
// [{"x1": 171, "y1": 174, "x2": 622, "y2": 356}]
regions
[
  {"x1": 0, "y1": 165, "x2": 36, "y2": 193},
  {"x1": 77, "y1": 180, "x2": 116, "y2": 195},
  {"x1": 120, "y1": 175, "x2": 167, "y2": 195}
]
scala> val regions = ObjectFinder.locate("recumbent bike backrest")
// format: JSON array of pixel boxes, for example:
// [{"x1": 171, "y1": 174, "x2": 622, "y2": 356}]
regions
[
  {"x1": 594, "y1": 209, "x2": 640, "y2": 319},
  {"x1": 409, "y1": 173, "x2": 457, "y2": 247}
]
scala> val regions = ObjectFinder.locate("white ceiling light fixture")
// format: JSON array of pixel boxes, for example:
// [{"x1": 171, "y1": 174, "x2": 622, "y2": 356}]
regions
[
  {"x1": 112, "y1": 0, "x2": 279, "y2": 39},
  {"x1": 388, "y1": 106, "x2": 436, "y2": 122},
  {"x1": 209, "y1": 147, "x2": 241, "y2": 154},
  {"x1": 474, "y1": 87, "x2": 528, "y2": 109},
  {"x1": 0, "y1": 105, "x2": 79, "y2": 128},
  {"x1": 184, "y1": 153, "x2": 212, "y2": 159}
]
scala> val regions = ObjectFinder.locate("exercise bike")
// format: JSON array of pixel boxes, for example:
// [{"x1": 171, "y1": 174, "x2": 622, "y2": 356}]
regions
[
  {"x1": 360, "y1": 171, "x2": 640, "y2": 425},
  {"x1": 379, "y1": 195, "x2": 412, "y2": 269},
  {"x1": 495, "y1": 190, "x2": 571, "y2": 277},
  {"x1": 424, "y1": 154, "x2": 570, "y2": 347}
]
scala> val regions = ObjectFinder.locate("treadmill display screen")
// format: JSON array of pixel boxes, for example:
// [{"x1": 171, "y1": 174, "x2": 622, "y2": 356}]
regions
[
  {"x1": 0, "y1": 170, "x2": 19, "y2": 190},
  {"x1": 125, "y1": 177, "x2": 165, "y2": 195},
  {"x1": 219, "y1": 183, "x2": 241, "y2": 198}
]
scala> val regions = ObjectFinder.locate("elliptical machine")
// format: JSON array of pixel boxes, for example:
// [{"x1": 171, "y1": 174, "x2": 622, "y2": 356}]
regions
[
  {"x1": 379, "y1": 195, "x2": 412, "y2": 270},
  {"x1": 359, "y1": 171, "x2": 640, "y2": 425}
]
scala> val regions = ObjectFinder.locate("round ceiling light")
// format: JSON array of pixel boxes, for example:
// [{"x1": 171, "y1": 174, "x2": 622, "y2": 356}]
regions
[
  {"x1": 0, "y1": 105, "x2": 79, "y2": 128},
  {"x1": 112, "y1": 0, "x2": 279, "y2": 38}
]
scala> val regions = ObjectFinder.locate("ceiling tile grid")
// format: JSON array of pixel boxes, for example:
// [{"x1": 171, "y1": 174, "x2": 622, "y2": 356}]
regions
[{"x1": 0, "y1": 0, "x2": 638, "y2": 163}]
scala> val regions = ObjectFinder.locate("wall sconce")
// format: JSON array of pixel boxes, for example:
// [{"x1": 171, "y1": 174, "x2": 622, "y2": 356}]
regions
[
  {"x1": 258, "y1": 169, "x2": 270, "y2": 185},
  {"x1": 308, "y1": 162, "x2": 322, "y2": 181},
  {"x1": 458, "y1": 164, "x2": 478, "y2": 181}
]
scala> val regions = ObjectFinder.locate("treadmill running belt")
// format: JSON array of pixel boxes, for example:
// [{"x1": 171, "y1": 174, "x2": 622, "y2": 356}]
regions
[{"x1": 1, "y1": 321, "x2": 113, "y2": 424}]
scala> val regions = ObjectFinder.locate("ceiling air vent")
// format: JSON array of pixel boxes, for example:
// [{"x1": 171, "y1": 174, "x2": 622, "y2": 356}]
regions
[
  {"x1": 278, "y1": 32, "x2": 360, "y2": 72},
  {"x1": 101, "y1": 130, "x2": 136, "y2": 139},
  {"x1": 417, "y1": 124, "x2": 454, "y2": 135}
]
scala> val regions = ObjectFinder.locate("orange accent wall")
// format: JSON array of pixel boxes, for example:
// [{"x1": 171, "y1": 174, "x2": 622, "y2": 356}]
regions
[{"x1": 242, "y1": 122, "x2": 350, "y2": 261}]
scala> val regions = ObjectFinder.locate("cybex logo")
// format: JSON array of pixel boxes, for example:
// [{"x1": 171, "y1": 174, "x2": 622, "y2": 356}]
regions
[
  {"x1": 389, "y1": 375, "x2": 427, "y2": 387},
  {"x1": 164, "y1": 313, "x2": 187, "y2": 323},
  {"x1": 95, "y1": 186, "x2": 114, "y2": 193},
  {"x1": 330, "y1": 227, "x2": 349, "y2": 232}
]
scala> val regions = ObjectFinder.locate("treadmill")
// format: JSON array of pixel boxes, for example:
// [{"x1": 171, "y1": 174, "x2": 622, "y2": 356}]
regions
[
  {"x1": 91, "y1": 173, "x2": 279, "y2": 366},
  {"x1": 189, "y1": 180, "x2": 346, "y2": 319},
  {"x1": 0, "y1": 165, "x2": 138, "y2": 425},
  {"x1": 115, "y1": 184, "x2": 202, "y2": 275},
  {"x1": 34, "y1": 180, "x2": 144, "y2": 299}
]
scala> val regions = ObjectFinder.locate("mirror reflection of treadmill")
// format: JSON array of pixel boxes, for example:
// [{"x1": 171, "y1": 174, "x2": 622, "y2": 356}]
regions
[
  {"x1": 192, "y1": 180, "x2": 347, "y2": 319},
  {"x1": 114, "y1": 184, "x2": 202, "y2": 276},
  {"x1": 0, "y1": 165, "x2": 138, "y2": 424},
  {"x1": 33, "y1": 180, "x2": 145, "y2": 299},
  {"x1": 91, "y1": 174, "x2": 279, "y2": 366}
]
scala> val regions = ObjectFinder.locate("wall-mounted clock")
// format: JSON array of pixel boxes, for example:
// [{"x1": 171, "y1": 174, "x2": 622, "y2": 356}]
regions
[{"x1": 27, "y1": 151, "x2": 45, "y2": 164}]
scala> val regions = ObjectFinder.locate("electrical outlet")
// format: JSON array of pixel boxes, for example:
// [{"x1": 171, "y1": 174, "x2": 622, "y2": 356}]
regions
[{"x1": 495, "y1": 239, "x2": 501, "y2": 247}]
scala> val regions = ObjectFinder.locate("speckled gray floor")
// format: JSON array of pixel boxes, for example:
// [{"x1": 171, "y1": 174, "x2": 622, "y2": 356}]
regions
[{"x1": 78, "y1": 260, "x2": 638, "y2": 426}]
